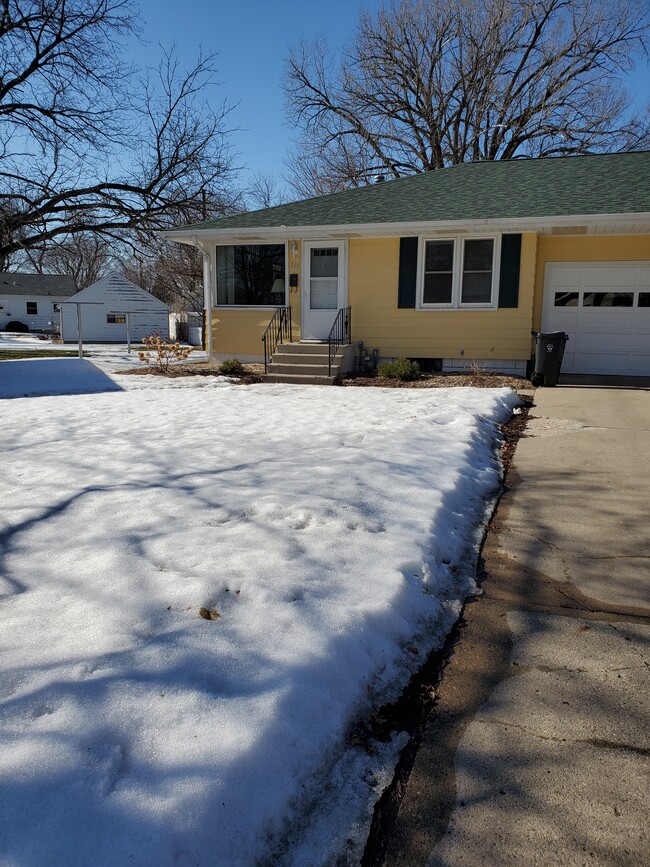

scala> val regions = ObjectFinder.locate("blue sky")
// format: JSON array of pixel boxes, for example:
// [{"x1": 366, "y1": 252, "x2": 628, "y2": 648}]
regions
[
  {"x1": 136, "y1": 0, "x2": 383, "y2": 185},
  {"x1": 136, "y1": 0, "x2": 649, "y2": 188}
]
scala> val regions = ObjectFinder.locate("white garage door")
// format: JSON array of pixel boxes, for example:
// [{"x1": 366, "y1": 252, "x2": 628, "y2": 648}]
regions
[{"x1": 543, "y1": 262, "x2": 650, "y2": 375}]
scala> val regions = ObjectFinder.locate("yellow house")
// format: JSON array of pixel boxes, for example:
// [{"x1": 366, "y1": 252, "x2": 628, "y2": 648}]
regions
[{"x1": 165, "y1": 152, "x2": 650, "y2": 382}]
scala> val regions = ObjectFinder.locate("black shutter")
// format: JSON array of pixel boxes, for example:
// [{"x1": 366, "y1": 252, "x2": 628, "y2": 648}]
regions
[
  {"x1": 498, "y1": 234, "x2": 522, "y2": 308},
  {"x1": 398, "y1": 237, "x2": 419, "y2": 308}
]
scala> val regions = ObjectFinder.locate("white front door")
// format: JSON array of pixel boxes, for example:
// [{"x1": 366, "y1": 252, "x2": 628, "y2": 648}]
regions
[{"x1": 301, "y1": 241, "x2": 347, "y2": 340}]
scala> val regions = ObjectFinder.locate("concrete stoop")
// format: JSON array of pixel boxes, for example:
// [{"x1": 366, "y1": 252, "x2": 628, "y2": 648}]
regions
[{"x1": 266, "y1": 342, "x2": 354, "y2": 385}]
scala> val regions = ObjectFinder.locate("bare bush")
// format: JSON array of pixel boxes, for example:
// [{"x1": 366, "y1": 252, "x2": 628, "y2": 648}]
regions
[{"x1": 138, "y1": 333, "x2": 192, "y2": 373}]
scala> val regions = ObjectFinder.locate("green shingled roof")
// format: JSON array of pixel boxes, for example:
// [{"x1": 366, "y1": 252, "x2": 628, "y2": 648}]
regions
[{"x1": 177, "y1": 151, "x2": 650, "y2": 233}]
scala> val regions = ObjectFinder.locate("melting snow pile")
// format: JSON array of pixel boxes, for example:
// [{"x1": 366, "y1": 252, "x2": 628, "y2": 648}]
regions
[{"x1": 0, "y1": 380, "x2": 519, "y2": 864}]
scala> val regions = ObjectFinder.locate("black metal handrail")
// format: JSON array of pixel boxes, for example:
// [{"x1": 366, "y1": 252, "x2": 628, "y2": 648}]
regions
[
  {"x1": 328, "y1": 306, "x2": 351, "y2": 376},
  {"x1": 262, "y1": 306, "x2": 292, "y2": 372}
]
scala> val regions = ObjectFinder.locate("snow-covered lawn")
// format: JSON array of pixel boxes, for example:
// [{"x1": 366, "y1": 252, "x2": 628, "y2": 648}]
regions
[{"x1": 0, "y1": 366, "x2": 518, "y2": 864}]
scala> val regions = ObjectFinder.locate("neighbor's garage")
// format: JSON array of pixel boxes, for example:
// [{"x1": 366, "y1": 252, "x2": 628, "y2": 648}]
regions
[{"x1": 543, "y1": 262, "x2": 650, "y2": 375}]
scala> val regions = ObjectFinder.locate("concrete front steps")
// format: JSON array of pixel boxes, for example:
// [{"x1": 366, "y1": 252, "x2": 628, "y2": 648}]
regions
[{"x1": 266, "y1": 342, "x2": 354, "y2": 385}]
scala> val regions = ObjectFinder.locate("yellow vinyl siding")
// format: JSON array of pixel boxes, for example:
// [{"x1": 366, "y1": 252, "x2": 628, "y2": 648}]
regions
[
  {"x1": 211, "y1": 309, "x2": 272, "y2": 356},
  {"x1": 533, "y1": 235, "x2": 650, "y2": 330},
  {"x1": 288, "y1": 240, "x2": 301, "y2": 323},
  {"x1": 348, "y1": 234, "x2": 537, "y2": 360}
]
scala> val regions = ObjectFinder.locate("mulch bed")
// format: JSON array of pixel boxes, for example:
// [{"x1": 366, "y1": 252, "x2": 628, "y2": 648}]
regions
[
  {"x1": 122, "y1": 362, "x2": 530, "y2": 392},
  {"x1": 339, "y1": 371, "x2": 529, "y2": 389},
  {"x1": 120, "y1": 363, "x2": 264, "y2": 383}
]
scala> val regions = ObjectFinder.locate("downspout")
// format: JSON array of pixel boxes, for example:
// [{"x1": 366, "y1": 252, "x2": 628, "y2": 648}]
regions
[{"x1": 193, "y1": 235, "x2": 213, "y2": 359}]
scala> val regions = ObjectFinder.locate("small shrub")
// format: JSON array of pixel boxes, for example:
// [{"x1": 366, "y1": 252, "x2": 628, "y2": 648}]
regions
[
  {"x1": 377, "y1": 357, "x2": 421, "y2": 380},
  {"x1": 218, "y1": 358, "x2": 246, "y2": 376},
  {"x1": 464, "y1": 358, "x2": 489, "y2": 376},
  {"x1": 138, "y1": 333, "x2": 192, "y2": 373}
]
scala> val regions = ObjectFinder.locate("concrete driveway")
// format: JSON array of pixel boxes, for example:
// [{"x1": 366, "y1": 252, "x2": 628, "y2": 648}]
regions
[{"x1": 384, "y1": 385, "x2": 650, "y2": 866}]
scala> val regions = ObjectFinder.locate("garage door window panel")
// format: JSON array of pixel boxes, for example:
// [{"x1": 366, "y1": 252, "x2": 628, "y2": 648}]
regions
[
  {"x1": 583, "y1": 292, "x2": 633, "y2": 307},
  {"x1": 554, "y1": 292, "x2": 579, "y2": 306}
]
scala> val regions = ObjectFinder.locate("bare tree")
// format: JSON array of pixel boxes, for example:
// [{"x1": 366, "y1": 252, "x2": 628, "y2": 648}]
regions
[
  {"x1": 122, "y1": 243, "x2": 203, "y2": 312},
  {"x1": 25, "y1": 234, "x2": 114, "y2": 288},
  {"x1": 117, "y1": 188, "x2": 242, "y2": 311},
  {"x1": 0, "y1": 1, "x2": 238, "y2": 267},
  {"x1": 245, "y1": 171, "x2": 288, "y2": 210},
  {"x1": 284, "y1": 0, "x2": 650, "y2": 193}
]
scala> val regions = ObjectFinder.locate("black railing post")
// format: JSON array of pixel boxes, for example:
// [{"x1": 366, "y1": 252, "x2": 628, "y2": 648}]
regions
[
  {"x1": 327, "y1": 306, "x2": 352, "y2": 377},
  {"x1": 262, "y1": 306, "x2": 292, "y2": 372}
]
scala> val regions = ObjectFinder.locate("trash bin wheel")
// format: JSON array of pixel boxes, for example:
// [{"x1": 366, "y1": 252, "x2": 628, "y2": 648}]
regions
[{"x1": 531, "y1": 372, "x2": 544, "y2": 387}]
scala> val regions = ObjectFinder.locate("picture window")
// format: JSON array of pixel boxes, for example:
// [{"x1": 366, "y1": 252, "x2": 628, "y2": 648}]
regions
[{"x1": 217, "y1": 244, "x2": 286, "y2": 306}]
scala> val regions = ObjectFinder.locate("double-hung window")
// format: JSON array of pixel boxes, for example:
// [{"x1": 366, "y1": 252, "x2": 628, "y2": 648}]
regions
[{"x1": 420, "y1": 236, "x2": 499, "y2": 308}]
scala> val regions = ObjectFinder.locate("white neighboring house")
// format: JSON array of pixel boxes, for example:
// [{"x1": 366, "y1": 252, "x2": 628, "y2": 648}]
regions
[
  {"x1": 0, "y1": 273, "x2": 77, "y2": 333},
  {"x1": 61, "y1": 272, "x2": 170, "y2": 343}
]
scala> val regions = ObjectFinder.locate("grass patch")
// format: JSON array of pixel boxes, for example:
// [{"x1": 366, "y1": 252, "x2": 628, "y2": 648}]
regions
[{"x1": 0, "y1": 350, "x2": 86, "y2": 360}]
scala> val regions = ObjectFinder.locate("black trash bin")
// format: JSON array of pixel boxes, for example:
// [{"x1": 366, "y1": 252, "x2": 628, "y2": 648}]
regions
[{"x1": 530, "y1": 331, "x2": 569, "y2": 387}]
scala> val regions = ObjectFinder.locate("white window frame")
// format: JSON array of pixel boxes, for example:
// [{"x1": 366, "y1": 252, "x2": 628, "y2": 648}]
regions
[{"x1": 417, "y1": 234, "x2": 501, "y2": 310}]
